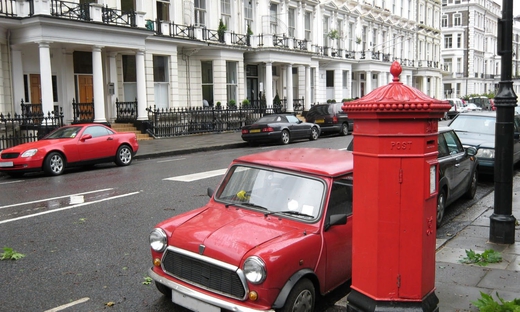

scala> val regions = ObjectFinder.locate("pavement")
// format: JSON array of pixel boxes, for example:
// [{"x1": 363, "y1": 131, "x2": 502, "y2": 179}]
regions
[{"x1": 123, "y1": 132, "x2": 520, "y2": 310}]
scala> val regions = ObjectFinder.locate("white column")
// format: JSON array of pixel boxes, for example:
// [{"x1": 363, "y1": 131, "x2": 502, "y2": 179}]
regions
[
  {"x1": 347, "y1": 70, "x2": 352, "y2": 99},
  {"x1": 365, "y1": 71, "x2": 372, "y2": 95},
  {"x1": 286, "y1": 64, "x2": 294, "y2": 112},
  {"x1": 136, "y1": 50, "x2": 147, "y2": 120},
  {"x1": 305, "y1": 65, "x2": 311, "y2": 111},
  {"x1": 108, "y1": 52, "x2": 118, "y2": 121},
  {"x1": 422, "y1": 76, "x2": 428, "y2": 94},
  {"x1": 38, "y1": 41, "x2": 54, "y2": 115},
  {"x1": 11, "y1": 49, "x2": 24, "y2": 115},
  {"x1": 92, "y1": 46, "x2": 107, "y2": 123},
  {"x1": 265, "y1": 62, "x2": 273, "y2": 108}
]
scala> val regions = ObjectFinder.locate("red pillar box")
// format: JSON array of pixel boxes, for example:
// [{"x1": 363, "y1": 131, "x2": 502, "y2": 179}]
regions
[{"x1": 344, "y1": 62, "x2": 451, "y2": 312}]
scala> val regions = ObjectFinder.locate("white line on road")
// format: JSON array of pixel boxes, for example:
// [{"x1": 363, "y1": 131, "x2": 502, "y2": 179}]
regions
[
  {"x1": 0, "y1": 188, "x2": 114, "y2": 210},
  {"x1": 44, "y1": 297, "x2": 90, "y2": 312},
  {"x1": 0, "y1": 180, "x2": 23, "y2": 185},
  {"x1": 0, "y1": 191, "x2": 140, "y2": 225},
  {"x1": 163, "y1": 168, "x2": 228, "y2": 182},
  {"x1": 157, "y1": 157, "x2": 186, "y2": 163}
]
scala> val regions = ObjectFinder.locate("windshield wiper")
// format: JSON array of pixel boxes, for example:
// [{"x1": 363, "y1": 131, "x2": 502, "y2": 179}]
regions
[
  {"x1": 264, "y1": 210, "x2": 314, "y2": 218},
  {"x1": 240, "y1": 202, "x2": 269, "y2": 210}
]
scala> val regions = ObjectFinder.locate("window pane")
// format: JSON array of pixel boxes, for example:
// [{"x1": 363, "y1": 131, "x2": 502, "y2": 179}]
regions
[
  {"x1": 153, "y1": 55, "x2": 168, "y2": 82},
  {"x1": 201, "y1": 61, "x2": 213, "y2": 83},
  {"x1": 122, "y1": 55, "x2": 136, "y2": 82}
]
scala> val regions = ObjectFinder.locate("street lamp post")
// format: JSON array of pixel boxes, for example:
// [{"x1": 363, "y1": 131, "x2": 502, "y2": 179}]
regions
[{"x1": 490, "y1": 0, "x2": 517, "y2": 244}]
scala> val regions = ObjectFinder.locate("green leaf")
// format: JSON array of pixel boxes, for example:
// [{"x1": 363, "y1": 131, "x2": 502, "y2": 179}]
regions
[
  {"x1": 142, "y1": 276, "x2": 153, "y2": 285},
  {"x1": 0, "y1": 247, "x2": 25, "y2": 261}
]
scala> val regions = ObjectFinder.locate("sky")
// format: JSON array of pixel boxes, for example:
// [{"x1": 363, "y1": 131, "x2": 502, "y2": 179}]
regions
[{"x1": 493, "y1": 0, "x2": 520, "y2": 17}]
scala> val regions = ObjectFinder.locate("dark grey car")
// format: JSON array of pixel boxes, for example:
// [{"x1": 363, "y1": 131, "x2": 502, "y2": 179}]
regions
[
  {"x1": 448, "y1": 111, "x2": 520, "y2": 175},
  {"x1": 305, "y1": 103, "x2": 354, "y2": 136},
  {"x1": 347, "y1": 127, "x2": 478, "y2": 227}
]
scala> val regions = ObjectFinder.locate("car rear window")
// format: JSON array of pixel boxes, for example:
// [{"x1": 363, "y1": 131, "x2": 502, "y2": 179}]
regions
[{"x1": 449, "y1": 115, "x2": 495, "y2": 135}]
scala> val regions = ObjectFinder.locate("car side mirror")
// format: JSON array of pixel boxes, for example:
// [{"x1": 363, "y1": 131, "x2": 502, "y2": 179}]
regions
[
  {"x1": 207, "y1": 187, "x2": 214, "y2": 198},
  {"x1": 324, "y1": 214, "x2": 347, "y2": 231},
  {"x1": 80, "y1": 134, "x2": 93, "y2": 141},
  {"x1": 466, "y1": 146, "x2": 477, "y2": 156}
]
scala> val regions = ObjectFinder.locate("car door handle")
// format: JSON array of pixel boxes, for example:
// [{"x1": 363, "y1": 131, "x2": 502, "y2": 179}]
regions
[{"x1": 107, "y1": 137, "x2": 114, "y2": 141}]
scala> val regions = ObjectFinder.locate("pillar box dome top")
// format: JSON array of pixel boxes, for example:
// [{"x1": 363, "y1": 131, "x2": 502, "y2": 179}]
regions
[{"x1": 342, "y1": 61, "x2": 451, "y2": 119}]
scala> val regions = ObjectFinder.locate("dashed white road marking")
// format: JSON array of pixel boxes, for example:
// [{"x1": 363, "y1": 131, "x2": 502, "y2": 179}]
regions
[
  {"x1": 164, "y1": 168, "x2": 228, "y2": 182},
  {"x1": 0, "y1": 191, "x2": 140, "y2": 225},
  {"x1": 157, "y1": 157, "x2": 186, "y2": 163},
  {"x1": 0, "y1": 188, "x2": 114, "y2": 210},
  {"x1": 0, "y1": 180, "x2": 23, "y2": 185},
  {"x1": 44, "y1": 297, "x2": 90, "y2": 312}
]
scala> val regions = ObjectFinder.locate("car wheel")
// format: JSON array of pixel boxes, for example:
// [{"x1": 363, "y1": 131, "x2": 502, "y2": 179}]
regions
[
  {"x1": 6, "y1": 172, "x2": 24, "y2": 178},
  {"x1": 436, "y1": 189, "x2": 446, "y2": 228},
  {"x1": 464, "y1": 169, "x2": 478, "y2": 199},
  {"x1": 115, "y1": 145, "x2": 133, "y2": 166},
  {"x1": 155, "y1": 282, "x2": 171, "y2": 298},
  {"x1": 340, "y1": 123, "x2": 349, "y2": 136},
  {"x1": 278, "y1": 278, "x2": 315, "y2": 312},
  {"x1": 310, "y1": 127, "x2": 319, "y2": 140},
  {"x1": 43, "y1": 152, "x2": 65, "y2": 176},
  {"x1": 280, "y1": 130, "x2": 290, "y2": 145}
]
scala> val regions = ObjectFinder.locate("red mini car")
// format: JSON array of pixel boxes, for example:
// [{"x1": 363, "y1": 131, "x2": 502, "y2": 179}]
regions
[
  {"x1": 0, "y1": 123, "x2": 139, "y2": 177},
  {"x1": 149, "y1": 148, "x2": 353, "y2": 312}
]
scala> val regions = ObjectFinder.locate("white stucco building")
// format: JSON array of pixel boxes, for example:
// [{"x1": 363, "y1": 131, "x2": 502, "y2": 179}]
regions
[{"x1": 0, "y1": 0, "x2": 443, "y2": 130}]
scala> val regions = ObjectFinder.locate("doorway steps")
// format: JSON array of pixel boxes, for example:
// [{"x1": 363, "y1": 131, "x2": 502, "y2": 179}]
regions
[{"x1": 111, "y1": 123, "x2": 153, "y2": 141}]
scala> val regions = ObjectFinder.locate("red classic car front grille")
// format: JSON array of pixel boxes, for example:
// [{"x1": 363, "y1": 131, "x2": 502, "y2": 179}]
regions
[
  {"x1": 1, "y1": 153, "x2": 19, "y2": 159},
  {"x1": 162, "y1": 249, "x2": 246, "y2": 300}
]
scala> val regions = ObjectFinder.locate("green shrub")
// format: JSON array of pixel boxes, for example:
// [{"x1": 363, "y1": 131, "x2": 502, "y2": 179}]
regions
[{"x1": 472, "y1": 291, "x2": 520, "y2": 311}]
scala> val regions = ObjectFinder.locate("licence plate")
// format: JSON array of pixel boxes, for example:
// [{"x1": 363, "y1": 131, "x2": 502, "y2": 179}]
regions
[
  {"x1": 249, "y1": 129, "x2": 261, "y2": 133},
  {"x1": 0, "y1": 161, "x2": 13, "y2": 167},
  {"x1": 315, "y1": 119, "x2": 324, "y2": 123},
  {"x1": 172, "y1": 289, "x2": 220, "y2": 312}
]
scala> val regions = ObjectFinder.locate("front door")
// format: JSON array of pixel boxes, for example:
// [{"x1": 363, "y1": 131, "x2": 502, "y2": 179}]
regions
[{"x1": 77, "y1": 75, "x2": 94, "y2": 120}]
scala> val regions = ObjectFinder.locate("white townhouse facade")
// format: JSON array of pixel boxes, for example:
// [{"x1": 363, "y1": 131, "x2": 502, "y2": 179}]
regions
[
  {"x1": 441, "y1": 0, "x2": 520, "y2": 98},
  {"x1": 0, "y1": 0, "x2": 443, "y2": 128}
]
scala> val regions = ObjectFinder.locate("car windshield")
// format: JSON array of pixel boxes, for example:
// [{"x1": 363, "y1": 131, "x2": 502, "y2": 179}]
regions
[
  {"x1": 449, "y1": 115, "x2": 496, "y2": 135},
  {"x1": 307, "y1": 105, "x2": 334, "y2": 117},
  {"x1": 44, "y1": 126, "x2": 83, "y2": 139},
  {"x1": 215, "y1": 165, "x2": 325, "y2": 220}
]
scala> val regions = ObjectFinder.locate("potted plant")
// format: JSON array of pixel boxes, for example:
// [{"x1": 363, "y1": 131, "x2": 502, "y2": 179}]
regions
[
  {"x1": 242, "y1": 99, "x2": 250, "y2": 107},
  {"x1": 228, "y1": 99, "x2": 236, "y2": 109},
  {"x1": 246, "y1": 24, "x2": 253, "y2": 46},
  {"x1": 356, "y1": 36, "x2": 362, "y2": 44},
  {"x1": 328, "y1": 29, "x2": 340, "y2": 40},
  {"x1": 218, "y1": 19, "x2": 227, "y2": 43},
  {"x1": 273, "y1": 93, "x2": 282, "y2": 113},
  {"x1": 216, "y1": 101, "x2": 222, "y2": 110}
]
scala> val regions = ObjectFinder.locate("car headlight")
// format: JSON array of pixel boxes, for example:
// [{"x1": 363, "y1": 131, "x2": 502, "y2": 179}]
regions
[
  {"x1": 149, "y1": 228, "x2": 167, "y2": 252},
  {"x1": 476, "y1": 148, "x2": 495, "y2": 159},
  {"x1": 243, "y1": 256, "x2": 266, "y2": 284},
  {"x1": 21, "y1": 149, "x2": 38, "y2": 157}
]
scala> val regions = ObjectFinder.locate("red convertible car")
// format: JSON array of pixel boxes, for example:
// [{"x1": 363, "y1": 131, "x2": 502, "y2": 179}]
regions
[
  {"x1": 149, "y1": 148, "x2": 353, "y2": 312},
  {"x1": 0, "y1": 123, "x2": 139, "y2": 177}
]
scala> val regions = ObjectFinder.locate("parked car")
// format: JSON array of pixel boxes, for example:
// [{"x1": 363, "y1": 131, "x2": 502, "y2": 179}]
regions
[
  {"x1": 446, "y1": 98, "x2": 466, "y2": 119},
  {"x1": 436, "y1": 127, "x2": 479, "y2": 226},
  {"x1": 305, "y1": 103, "x2": 354, "y2": 136},
  {"x1": 148, "y1": 148, "x2": 354, "y2": 312},
  {"x1": 347, "y1": 127, "x2": 478, "y2": 226},
  {"x1": 465, "y1": 103, "x2": 482, "y2": 112},
  {"x1": 468, "y1": 96, "x2": 492, "y2": 110},
  {"x1": 448, "y1": 111, "x2": 520, "y2": 175},
  {"x1": 241, "y1": 113, "x2": 320, "y2": 145},
  {"x1": 0, "y1": 124, "x2": 139, "y2": 177}
]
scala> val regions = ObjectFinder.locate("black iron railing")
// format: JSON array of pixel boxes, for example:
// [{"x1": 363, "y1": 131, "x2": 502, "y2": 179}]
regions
[
  {"x1": 50, "y1": 0, "x2": 90, "y2": 20},
  {"x1": 72, "y1": 98, "x2": 94, "y2": 123},
  {"x1": 115, "y1": 98, "x2": 137, "y2": 123}
]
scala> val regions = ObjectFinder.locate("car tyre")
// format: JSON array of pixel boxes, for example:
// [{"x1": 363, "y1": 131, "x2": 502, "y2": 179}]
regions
[
  {"x1": 436, "y1": 189, "x2": 446, "y2": 228},
  {"x1": 310, "y1": 127, "x2": 319, "y2": 140},
  {"x1": 280, "y1": 130, "x2": 290, "y2": 145},
  {"x1": 43, "y1": 152, "x2": 65, "y2": 176},
  {"x1": 155, "y1": 282, "x2": 171, "y2": 298},
  {"x1": 340, "y1": 123, "x2": 349, "y2": 136},
  {"x1": 115, "y1": 145, "x2": 133, "y2": 166},
  {"x1": 464, "y1": 169, "x2": 478, "y2": 199},
  {"x1": 278, "y1": 278, "x2": 315, "y2": 312}
]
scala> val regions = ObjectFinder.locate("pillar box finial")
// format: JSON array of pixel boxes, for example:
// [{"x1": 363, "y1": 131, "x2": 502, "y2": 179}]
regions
[{"x1": 390, "y1": 61, "x2": 402, "y2": 82}]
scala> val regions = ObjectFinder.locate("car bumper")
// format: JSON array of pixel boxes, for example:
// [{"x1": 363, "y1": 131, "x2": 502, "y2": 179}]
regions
[
  {"x1": 477, "y1": 159, "x2": 494, "y2": 175},
  {"x1": 0, "y1": 158, "x2": 43, "y2": 173},
  {"x1": 148, "y1": 268, "x2": 275, "y2": 312},
  {"x1": 242, "y1": 132, "x2": 282, "y2": 143}
]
